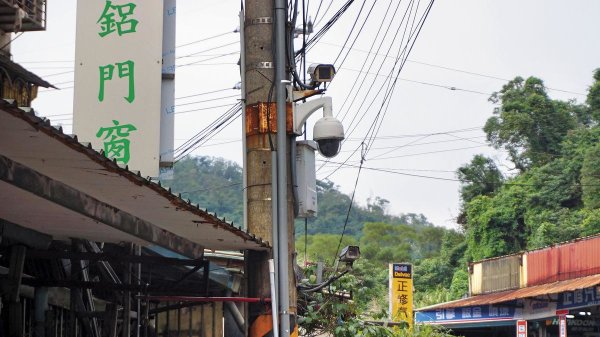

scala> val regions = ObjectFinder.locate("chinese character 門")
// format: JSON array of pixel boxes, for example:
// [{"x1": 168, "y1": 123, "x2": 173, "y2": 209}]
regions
[{"x1": 99, "y1": 60, "x2": 135, "y2": 103}]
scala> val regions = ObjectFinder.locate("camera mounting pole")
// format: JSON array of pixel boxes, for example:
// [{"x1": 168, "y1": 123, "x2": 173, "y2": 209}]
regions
[{"x1": 292, "y1": 96, "x2": 333, "y2": 135}]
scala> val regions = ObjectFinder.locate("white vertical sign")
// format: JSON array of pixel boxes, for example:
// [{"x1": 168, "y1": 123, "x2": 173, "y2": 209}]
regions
[
  {"x1": 73, "y1": 0, "x2": 164, "y2": 177},
  {"x1": 516, "y1": 320, "x2": 527, "y2": 337},
  {"x1": 559, "y1": 315, "x2": 567, "y2": 337}
]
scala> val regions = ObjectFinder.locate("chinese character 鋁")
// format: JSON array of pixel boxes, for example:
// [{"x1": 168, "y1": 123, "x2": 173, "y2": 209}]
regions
[{"x1": 97, "y1": 1, "x2": 138, "y2": 37}]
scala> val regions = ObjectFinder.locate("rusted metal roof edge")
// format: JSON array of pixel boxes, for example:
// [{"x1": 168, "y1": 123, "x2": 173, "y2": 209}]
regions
[
  {"x1": 417, "y1": 274, "x2": 600, "y2": 311},
  {"x1": 470, "y1": 233, "x2": 600, "y2": 265},
  {"x1": 0, "y1": 57, "x2": 55, "y2": 88},
  {"x1": 1, "y1": 100, "x2": 270, "y2": 250}
]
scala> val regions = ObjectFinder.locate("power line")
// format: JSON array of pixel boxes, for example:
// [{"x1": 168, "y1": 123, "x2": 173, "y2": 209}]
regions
[
  {"x1": 174, "y1": 103, "x2": 242, "y2": 161},
  {"x1": 174, "y1": 102, "x2": 240, "y2": 115},
  {"x1": 338, "y1": 135, "x2": 486, "y2": 152},
  {"x1": 174, "y1": 94, "x2": 240, "y2": 107},
  {"x1": 319, "y1": 160, "x2": 600, "y2": 188},
  {"x1": 176, "y1": 88, "x2": 236, "y2": 100},
  {"x1": 332, "y1": 146, "x2": 365, "y2": 265},
  {"x1": 318, "y1": 42, "x2": 588, "y2": 97},
  {"x1": 176, "y1": 31, "x2": 235, "y2": 48},
  {"x1": 362, "y1": 145, "x2": 488, "y2": 162},
  {"x1": 318, "y1": 0, "x2": 436, "y2": 177},
  {"x1": 344, "y1": 126, "x2": 483, "y2": 141},
  {"x1": 325, "y1": 0, "x2": 436, "y2": 179},
  {"x1": 41, "y1": 70, "x2": 74, "y2": 78},
  {"x1": 177, "y1": 41, "x2": 239, "y2": 60}
]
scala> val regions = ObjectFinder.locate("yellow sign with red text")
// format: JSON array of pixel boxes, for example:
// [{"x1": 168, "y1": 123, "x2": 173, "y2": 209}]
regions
[{"x1": 389, "y1": 263, "x2": 413, "y2": 328}]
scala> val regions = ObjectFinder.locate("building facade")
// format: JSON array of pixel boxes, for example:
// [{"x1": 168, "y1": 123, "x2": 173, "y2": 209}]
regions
[{"x1": 416, "y1": 235, "x2": 600, "y2": 337}]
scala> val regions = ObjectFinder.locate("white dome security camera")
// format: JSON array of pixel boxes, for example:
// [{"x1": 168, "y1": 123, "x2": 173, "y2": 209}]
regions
[
  {"x1": 313, "y1": 116, "x2": 344, "y2": 158},
  {"x1": 292, "y1": 95, "x2": 345, "y2": 158}
]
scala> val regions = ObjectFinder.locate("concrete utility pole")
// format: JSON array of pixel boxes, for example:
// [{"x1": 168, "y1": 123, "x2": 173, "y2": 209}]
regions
[{"x1": 243, "y1": 0, "x2": 296, "y2": 335}]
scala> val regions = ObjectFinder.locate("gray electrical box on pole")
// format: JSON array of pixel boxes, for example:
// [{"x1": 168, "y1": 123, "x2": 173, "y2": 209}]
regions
[{"x1": 296, "y1": 140, "x2": 318, "y2": 218}]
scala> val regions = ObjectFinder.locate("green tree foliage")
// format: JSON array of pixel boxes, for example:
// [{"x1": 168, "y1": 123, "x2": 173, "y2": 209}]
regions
[
  {"x1": 297, "y1": 234, "x2": 358, "y2": 265},
  {"x1": 588, "y1": 69, "x2": 600, "y2": 122},
  {"x1": 462, "y1": 70, "x2": 600, "y2": 260},
  {"x1": 457, "y1": 155, "x2": 504, "y2": 205},
  {"x1": 581, "y1": 144, "x2": 600, "y2": 209},
  {"x1": 301, "y1": 181, "x2": 433, "y2": 237},
  {"x1": 484, "y1": 76, "x2": 577, "y2": 171},
  {"x1": 165, "y1": 156, "x2": 244, "y2": 225},
  {"x1": 298, "y1": 269, "x2": 459, "y2": 337}
]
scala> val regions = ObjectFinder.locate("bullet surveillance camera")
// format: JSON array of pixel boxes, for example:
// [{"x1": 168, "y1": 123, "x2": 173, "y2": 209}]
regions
[
  {"x1": 339, "y1": 246, "x2": 360, "y2": 263},
  {"x1": 308, "y1": 64, "x2": 336, "y2": 83},
  {"x1": 313, "y1": 116, "x2": 344, "y2": 158}
]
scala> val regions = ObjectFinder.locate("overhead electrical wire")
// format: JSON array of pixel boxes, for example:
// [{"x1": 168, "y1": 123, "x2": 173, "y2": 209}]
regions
[
  {"x1": 176, "y1": 30, "x2": 235, "y2": 49},
  {"x1": 320, "y1": 0, "x2": 434, "y2": 176},
  {"x1": 320, "y1": 4, "x2": 438, "y2": 260},
  {"x1": 296, "y1": 0, "x2": 356, "y2": 57},
  {"x1": 335, "y1": 0, "x2": 414, "y2": 123},
  {"x1": 319, "y1": 42, "x2": 587, "y2": 96},
  {"x1": 331, "y1": 0, "x2": 373, "y2": 67},
  {"x1": 338, "y1": 135, "x2": 487, "y2": 152},
  {"x1": 316, "y1": 6, "x2": 425, "y2": 258},
  {"x1": 173, "y1": 102, "x2": 242, "y2": 161}
]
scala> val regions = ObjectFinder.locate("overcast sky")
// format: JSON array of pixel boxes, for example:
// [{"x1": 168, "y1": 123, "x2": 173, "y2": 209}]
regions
[{"x1": 13, "y1": 0, "x2": 600, "y2": 228}]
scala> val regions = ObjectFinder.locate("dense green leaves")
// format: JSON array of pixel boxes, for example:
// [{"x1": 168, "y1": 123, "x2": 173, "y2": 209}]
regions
[
  {"x1": 165, "y1": 156, "x2": 244, "y2": 224},
  {"x1": 457, "y1": 155, "x2": 504, "y2": 204},
  {"x1": 485, "y1": 76, "x2": 578, "y2": 171},
  {"x1": 463, "y1": 70, "x2": 600, "y2": 259}
]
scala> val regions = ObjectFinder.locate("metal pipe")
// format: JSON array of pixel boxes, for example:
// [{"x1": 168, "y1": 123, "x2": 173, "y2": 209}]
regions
[
  {"x1": 135, "y1": 245, "x2": 142, "y2": 337},
  {"x1": 225, "y1": 302, "x2": 245, "y2": 332},
  {"x1": 269, "y1": 259, "x2": 280, "y2": 337},
  {"x1": 275, "y1": 0, "x2": 291, "y2": 333},
  {"x1": 271, "y1": 148, "x2": 279, "y2": 304},
  {"x1": 240, "y1": 9, "x2": 248, "y2": 231},
  {"x1": 141, "y1": 296, "x2": 271, "y2": 303}
]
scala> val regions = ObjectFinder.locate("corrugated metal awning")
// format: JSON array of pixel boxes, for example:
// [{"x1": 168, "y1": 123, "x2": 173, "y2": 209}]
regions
[
  {"x1": 0, "y1": 100, "x2": 269, "y2": 256},
  {"x1": 417, "y1": 274, "x2": 600, "y2": 311}
]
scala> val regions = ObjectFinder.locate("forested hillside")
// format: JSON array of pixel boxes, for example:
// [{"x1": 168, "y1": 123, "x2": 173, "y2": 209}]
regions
[
  {"x1": 165, "y1": 156, "x2": 434, "y2": 237},
  {"x1": 165, "y1": 155, "x2": 460, "y2": 310},
  {"x1": 164, "y1": 68, "x2": 600, "y2": 315}
]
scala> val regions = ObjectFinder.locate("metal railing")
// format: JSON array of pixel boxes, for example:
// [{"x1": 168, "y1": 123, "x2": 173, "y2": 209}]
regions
[{"x1": 1, "y1": 0, "x2": 47, "y2": 31}]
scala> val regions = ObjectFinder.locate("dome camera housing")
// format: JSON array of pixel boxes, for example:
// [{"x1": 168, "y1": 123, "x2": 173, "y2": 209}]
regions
[{"x1": 313, "y1": 116, "x2": 344, "y2": 158}]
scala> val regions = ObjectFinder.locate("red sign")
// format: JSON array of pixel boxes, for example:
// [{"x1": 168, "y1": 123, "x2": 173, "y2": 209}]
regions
[
  {"x1": 559, "y1": 315, "x2": 567, "y2": 337},
  {"x1": 556, "y1": 309, "x2": 569, "y2": 316},
  {"x1": 516, "y1": 320, "x2": 527, "y2": 337}
]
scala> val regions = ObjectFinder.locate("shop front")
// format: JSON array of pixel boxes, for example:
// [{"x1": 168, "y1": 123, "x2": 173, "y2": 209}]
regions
[
  {"x1": 416, "y1": 283, "x2": 600, "y2": 337},
  {"x1": 416, "y1": 301, "x2": 522, "y2": 336}
]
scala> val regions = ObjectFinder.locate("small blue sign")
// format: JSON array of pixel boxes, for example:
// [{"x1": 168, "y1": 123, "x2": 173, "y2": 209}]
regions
[{"x1": 416, "y1": 303, "x2": 517, "y2": 323}]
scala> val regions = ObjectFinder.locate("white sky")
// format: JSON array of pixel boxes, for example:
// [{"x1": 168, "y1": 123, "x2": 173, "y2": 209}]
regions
[{"x1": 13, "y1": 0, "x2": 600, "y2": 228}]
